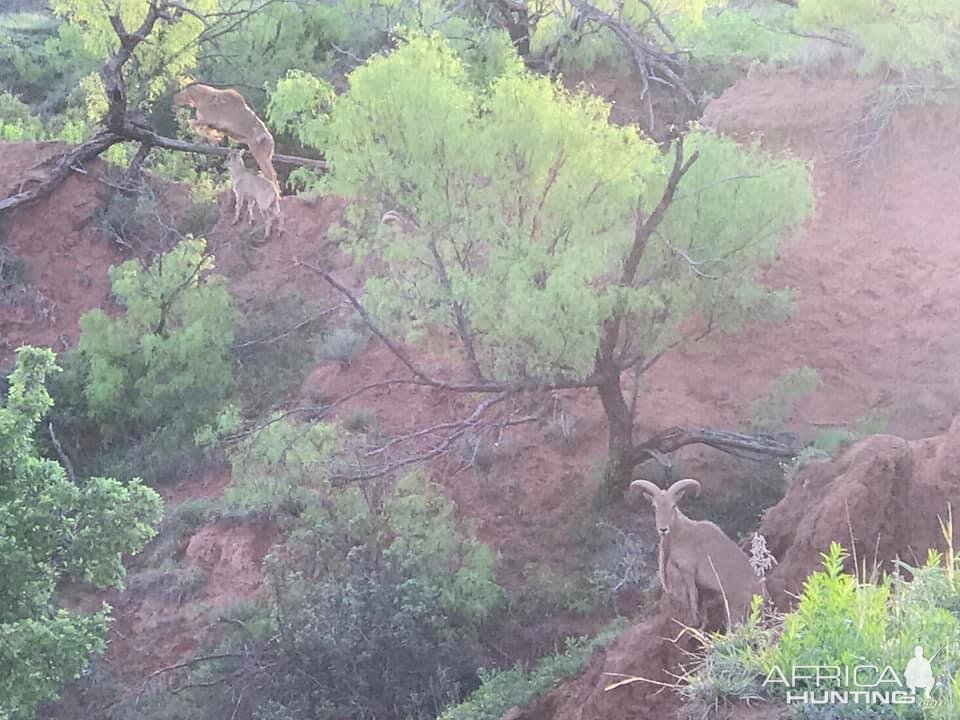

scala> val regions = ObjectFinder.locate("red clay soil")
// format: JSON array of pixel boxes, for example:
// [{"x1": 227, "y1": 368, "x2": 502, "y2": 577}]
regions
[
  {"x1": 5, "y1": 64, "x2": 960, "y2": 719},
  {"x1": 513, "y1": 69, "x2": 960, "y2": 720},
  {"x1": 0, "y1": 142, "x2": 124, "y2": 363},
  {"x1": 531, "y1": 414, "x2": 960, "y2": 720},
  {"x1": 761, "y1": 415, "x2": 960, "y2": 606}
]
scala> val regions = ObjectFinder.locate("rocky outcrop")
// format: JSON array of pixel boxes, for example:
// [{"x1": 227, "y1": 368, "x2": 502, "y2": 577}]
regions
[
  {"x1": 761, "y1": 417, "x2": 960, "y2": 605},
  {"x1": 532, "y1": 417, "x2": 960, "y2": 720}
]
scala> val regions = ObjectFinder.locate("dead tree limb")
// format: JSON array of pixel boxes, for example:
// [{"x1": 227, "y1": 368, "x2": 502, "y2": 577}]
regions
[
  {"x1": 568, "y1": 0, "x2": 695, "y2": 129},
  {"x1": 0, "y1": 0, "x2": 325, "y2": 217},
  {"x1": 113, "y1": 120, "x2": 328, "y2": 168},
  {"x1": 631, "y1": 426, "x2": 801, "y2": 466},
  {"x1": 0, "y1": 125, "x2": 326, "y2": 216},
  {"x1": 0, "y1": 132, "x2": 123, "y2": 213}
]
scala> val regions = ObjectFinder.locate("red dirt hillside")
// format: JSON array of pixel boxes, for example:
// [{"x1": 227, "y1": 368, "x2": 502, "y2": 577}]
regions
[
  {"x1": 3, "y1": 64, "x2": 960, "y2": 718},
  {"x1": 518, "y1": 69, "x2": 960, "y2": 720}
]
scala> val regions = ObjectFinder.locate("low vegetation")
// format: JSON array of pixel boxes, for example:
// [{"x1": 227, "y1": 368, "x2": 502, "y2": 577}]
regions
[
  {"x1": 2, "y1": 1, "x2": 958, "y2": 719},
  {"x1": 0, "y1": 346, "x2": 162, "y2": 718},
  {"x1": 684, "y1": 536, "x2": 960, "y2": 719}
]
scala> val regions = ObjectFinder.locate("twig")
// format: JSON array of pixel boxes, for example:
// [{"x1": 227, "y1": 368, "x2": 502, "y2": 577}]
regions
[
  {"x1": 136, "y1": 653, "x2": 244, "y2": 703},
  {"x1": 48, "y1": 421, "x2": 77, "y2": 483}
]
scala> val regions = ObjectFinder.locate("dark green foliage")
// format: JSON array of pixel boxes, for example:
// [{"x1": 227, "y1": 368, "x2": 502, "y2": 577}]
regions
[
  {"x1": 0, "y1": 13, "x2": 98, "y2": 113},
  {"x1": 438, "y1": 620, "x2": 627, "y2": 720},
  {"x1": 260, "y1": 559, "x2": 485, "y2": 720},
  {"x1": 49, "y1": 238, "x2": 238, "y2": 483},
  {"x1": 0, "y1": 346, "x2": 162, "y2": 717},
  {"x1": 159, "y1": 473, "x2": 503, "y2": 720},
  {"x1": 233, "y1": 293, "x2": 330, "y2": 415}
]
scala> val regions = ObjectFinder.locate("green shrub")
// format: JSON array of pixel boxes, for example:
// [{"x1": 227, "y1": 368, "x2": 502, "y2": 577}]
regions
[
  {"x1": 78, "y1": 237, "x2": 236, "y2": 436},
  {"x1": 797, "y1": 0, "x2": 960, "y2": 78},
  {"x1": 223, "y1": 416, "x2": 338, "y2": 516},
  {"x1": 317, "y1": 321, "x2": 369, "y2": 368},
  {"x1": 749, "y1": 366, "x2": 819, "y2": 431},
  {"x1": 685, "y1": 539, "x2": 960, "y2": 718},
  {"x1": 773, "y1": 544, "x2": 890, "y2": 673},
  {"x1": 439, "y1": 620, "x2": 628, "y2": 720},
  {"x1": 782, "y1": 411, "x2": 890, "y2": 483},
  {"x1": 48, "y1": 237, "x2": 238, "y2": 483},
  {"x1": 678, "y1": 596, "x2": 773, "y2": 718},
  {"x1": 166, "y1": 472, "x2": 504, "y2": 720},
  {"x1": 677, "y1": 5, "x2": 807, "y2": 66},
  {"x1": 0, "y1": 15, "x2": 97, "y2": 112},
  {"x1": 0, "y1": 91, "x2": 43, "y2": 140},
  {"x1": 510, "y1": 564, "x2": 601, "y2": 621}
]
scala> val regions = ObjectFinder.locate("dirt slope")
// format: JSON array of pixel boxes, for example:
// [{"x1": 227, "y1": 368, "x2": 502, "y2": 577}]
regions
[
  {"x1": 521, "y1": 69, "x2": 960, "y2": 720},
  {"x1": 5, "y1": 64, "x2": 960, "y2": 718},
  {"x1": 761, "y1": 415, "x2": 960, "y2": 604}
]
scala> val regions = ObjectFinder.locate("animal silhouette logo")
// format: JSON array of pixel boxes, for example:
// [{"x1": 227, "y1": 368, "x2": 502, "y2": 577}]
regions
[{"x1": 904, "y1": 645, "x2": 935, "y2": 699}]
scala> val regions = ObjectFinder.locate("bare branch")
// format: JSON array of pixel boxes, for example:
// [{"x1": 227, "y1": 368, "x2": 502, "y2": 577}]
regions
[
  {"x1": 0, "y1": 133, "x2": 123, "y2": 214},
  {"x1": 136, "y1": 652, "x2": 245, "y2": 703},
  {"x1": 568, "y1": 0, "x2": 694, "y2": 107},
  {"x1": 48, "y1": 422, "x2": 77, "y2": 484},
  {"x1": 630, "y1": 426, "x2": 801, "y2": 466}
]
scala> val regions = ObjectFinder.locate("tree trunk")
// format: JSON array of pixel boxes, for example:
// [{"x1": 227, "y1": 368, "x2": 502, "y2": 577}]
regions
[{"x1": 596, "y1": 361, "x2": 634, "y2": 499}]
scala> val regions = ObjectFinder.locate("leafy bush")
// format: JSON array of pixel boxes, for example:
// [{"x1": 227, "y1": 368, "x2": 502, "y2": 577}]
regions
[
  {"x1": 782, "y1": 411, "x2": 890, "y2": 484},
  {"x1": 51, "y1": 237, "x2": 238, "y2": 483},
  {"x1": 78, "y1": 237, "x2": 236, "y2": 437},
  {"x1": 0, "y1": 14, "x2": 97, "y2": 111},
  {"x1": 677, "y1": 4, "x2": 807, "y2": 66},
  {"x1": 685, "y1": 539, "x2": 960, "y2": 718},
  {"x1": 797, "y1": 0, "x2": 960, "y2": 77},
  {"x1": 678, "y1": 596, "x2": 774, "y2": 718},
  {"x1": 0, "y1": 90, "x2": 44, "y2": 140},
  {"x1": 439, "y1": 620, "x2": 628, "y2": 720},
  {"x1": 0, "y1": 346, "x2": 162, "y2": 717},
  {"x1": 510, "y1": 564, "x2": 601, "y2": 620},
  {"x1": 166, "y1": 471, "x2": 503, "y2": 720},
  {"x1": 223, "y1": 416, "x2": 338, "y2": 516},
  {"x1": 749, "y1": 366, "x2": 819, "y2": 431}
]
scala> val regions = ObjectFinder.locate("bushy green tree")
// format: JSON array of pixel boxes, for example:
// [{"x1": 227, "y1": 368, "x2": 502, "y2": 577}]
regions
[
  {"x1": 170, "y1": 469, "x2": 502, "y2": 720},
  {"x1": 0, "y1": 91, "x2": 44, "y2": 140},
  {"x1": 0, "y1": 346, "x2": 162, "y2": 718},
  {"x1": 797, "y1": 0, "x2": 960, "y2": 76},
  {"x1": 50, "y1": 0, "x2": 216, "y2": 99},
  {"x1": 294, "y1": 33, "x2": 813, "y2": 489},
  {"x1": 62, "y1": 237, "x2": 237, "y2": 479}
]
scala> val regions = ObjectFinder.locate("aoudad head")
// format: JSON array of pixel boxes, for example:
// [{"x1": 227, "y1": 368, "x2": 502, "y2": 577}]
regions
[{"x1": 630, "y1": 478, "x2": 702, "y2": 536}]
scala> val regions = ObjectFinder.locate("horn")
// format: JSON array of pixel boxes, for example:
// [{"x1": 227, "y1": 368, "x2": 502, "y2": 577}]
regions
[
  {"x1": 667, "y1": 478, "x2": 701, "y2": 501},
  {"x1": 629, "y1": 479, "x2": 663, "y2": 499}
]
